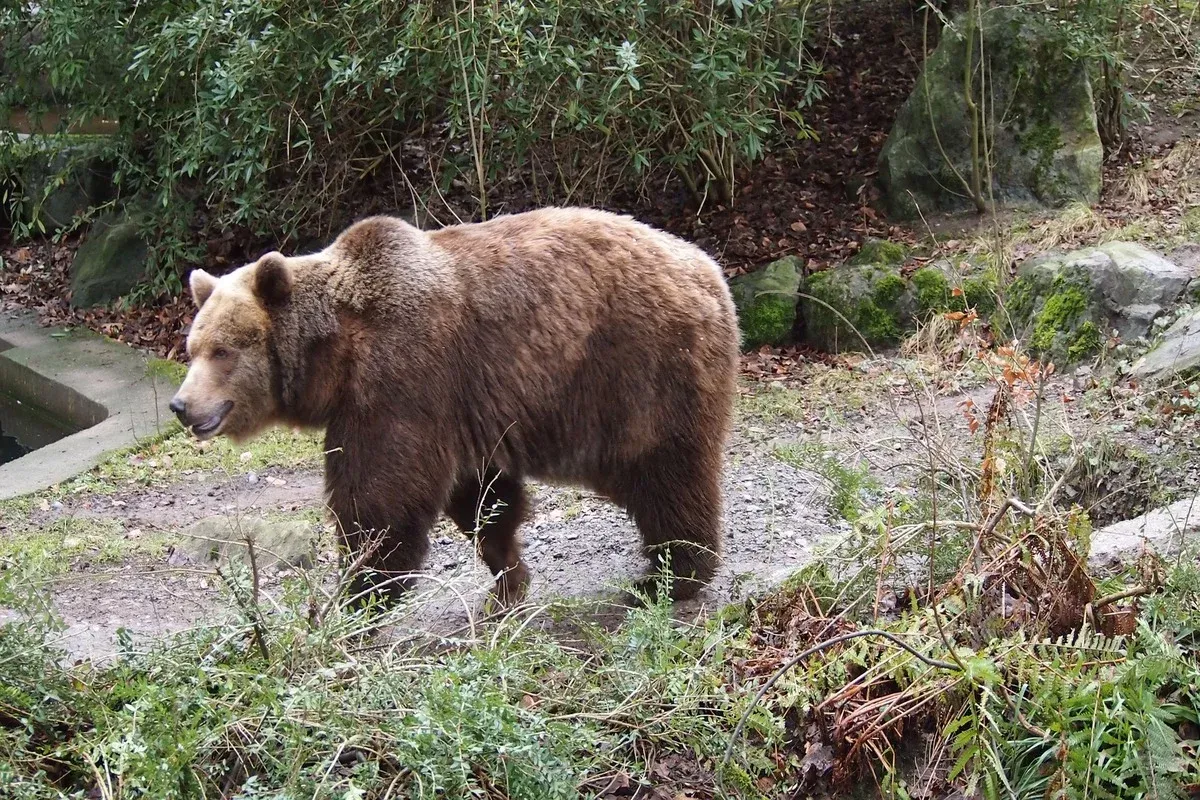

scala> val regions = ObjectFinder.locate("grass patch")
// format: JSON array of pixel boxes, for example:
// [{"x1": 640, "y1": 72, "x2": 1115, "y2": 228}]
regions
[
  {"x1": 773, "y1": 442, "x2": 879, "y2": 522},
  {"x1": 58, "y1": 425, "x2": 324, "y2": 496},
  {"x1": 737, "y1": 383, "x2": 810, "y2": 422},
  {"x1": 0, "y1": 562, "x2": 787, "y2": 799},
  {"x1": 0, "y1": 516, "x2": 168, "y2": 576}
]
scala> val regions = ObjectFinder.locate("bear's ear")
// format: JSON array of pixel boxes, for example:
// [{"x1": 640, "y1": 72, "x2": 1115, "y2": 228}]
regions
[
  {"x1": 253, "y1": 252, "x2": 293, "y2": 307},
  {"x1": 189, "y1": 269, "x2": 218, "y2": 309}
]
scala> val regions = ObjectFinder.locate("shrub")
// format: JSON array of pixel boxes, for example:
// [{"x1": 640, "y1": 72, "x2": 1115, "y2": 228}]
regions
[{"x1": 0, "y1": 0, "x2": 820, "y2": 286}]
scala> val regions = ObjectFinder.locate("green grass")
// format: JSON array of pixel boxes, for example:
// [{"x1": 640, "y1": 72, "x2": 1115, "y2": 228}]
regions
[
  {"x1": 0, "y1": 516, "x2": 170, "y2": 576},
  {"x1": 0, "y1": 563, "x2": 787, "y2": 800},
  {"x1": 54, "y1": 425, "x2": 324, "y2": 497},
  {"x1": 773, "y1": 442, "x2": 879, "y2": 522},
  {"x1": 737, "y1": 383, "x2": 810, "y2": 422}
]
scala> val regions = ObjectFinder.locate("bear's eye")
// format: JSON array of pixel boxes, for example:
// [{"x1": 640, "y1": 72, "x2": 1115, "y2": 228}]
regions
[{"x1": 212, "y1": 347, "x2": 231, "y2": 360}]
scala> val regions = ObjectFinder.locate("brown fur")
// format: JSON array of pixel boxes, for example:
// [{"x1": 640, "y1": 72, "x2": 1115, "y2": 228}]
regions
[{"x1": 172, "y1": 208, "x2": 739, "y2": 607}]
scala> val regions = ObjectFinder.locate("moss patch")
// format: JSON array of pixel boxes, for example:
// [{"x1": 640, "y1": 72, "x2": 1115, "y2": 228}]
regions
[
  {"x1": 1030, "y1": 283, "x2": 1089, "y2": 351},
  {"x1": 911, "y1": 268, "x2": 952, "y2": 315},
  {"x1": 1066, "y1": 320, "x2": 1101, "y2": 362},
  {"x1": 962, "y1": 274, "x2": 999, "y2": 315},
  {"x1": 729, "y1": 256, "x2": 802, "y2": 349},
  {"x1": 739, "y1": 295, "x2": 795, "y2": 349},
  {"x1": 147, "y1": 357, "x2": 187, "y2": 384},
  {"x1": 849, "y1": 239, "x2": 909, "y2": 267},
  {"x1": 1004, "y1": 265, "x2": 1102, "y2": 365}
]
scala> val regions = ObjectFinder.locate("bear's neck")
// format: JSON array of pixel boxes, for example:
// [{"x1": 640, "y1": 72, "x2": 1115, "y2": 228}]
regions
[{"x1": 270, "y1": 283, "x2": 345, "y2": 427}]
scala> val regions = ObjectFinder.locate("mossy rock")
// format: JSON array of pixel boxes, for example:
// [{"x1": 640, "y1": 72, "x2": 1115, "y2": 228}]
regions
[
  {"x1": 798, "y1": 255, "x2": 999, "y2": 353},
  {"x1": 877, "y1": 6, "x2": 1102, "y2": 219},
  {"x1": 70, "y1": 209, "x2": 151, "y2": 308},
  {"x1": 16, "y1": 134, "x2": 116, "y2": 233},
  {"x1": 799, "y1": 263, "x2": 912, "y2": 352},
  {"x1": 848, "y1": 238, "x2": 910, "y2": 267},
  {"x1": 996, "y1": 242, "x2": 1190, "y2": 365},
  {"x1": 729, "y1": 256, "x2": 803, "y2": 348}
]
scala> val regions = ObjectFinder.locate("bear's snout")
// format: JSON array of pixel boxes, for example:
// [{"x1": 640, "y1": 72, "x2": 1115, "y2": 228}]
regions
[{"x1": 168, "y1": 395, "x2": 187, "y2": 419}]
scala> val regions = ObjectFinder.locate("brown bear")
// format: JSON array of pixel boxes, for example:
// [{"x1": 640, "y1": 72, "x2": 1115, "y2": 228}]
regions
[{"x1": 169, "y1": 207, "x2": 739, "y2": 608}]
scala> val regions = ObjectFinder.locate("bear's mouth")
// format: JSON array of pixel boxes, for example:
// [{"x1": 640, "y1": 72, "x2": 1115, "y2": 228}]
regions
[{"x1": 192, "y1": 400, "x2": 234, "y2": 438}]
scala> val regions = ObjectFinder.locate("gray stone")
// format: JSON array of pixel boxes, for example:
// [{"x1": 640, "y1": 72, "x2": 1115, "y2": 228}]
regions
[
  {"x1": 729, "y1": 256, "x2": 803, "y2": 348},
  {"x1": 20, "y1": 135, "x2": 114, "y2": 233},
  {"x1": 70, "y1": 211, "x2": 151, "y2": 308},
  {"x1": 998, "y1": 242, "x2": 1190, "y2": 366},
  {"x1": 878, "y1": 6, "x2": 1102, "y2": 219},
  {"x1": 168, "y1": 516, "x2": 321, "y2": 570},
  {"x1": 1089, "y1": 495, "x2": 1200, "y2": 569},
  {"x1": 1131, "y1": 307, "x2": 1200, "y2": 382},
  {"x1": 1167, "y1": 242, "x2": 1200, "y2": 275}
]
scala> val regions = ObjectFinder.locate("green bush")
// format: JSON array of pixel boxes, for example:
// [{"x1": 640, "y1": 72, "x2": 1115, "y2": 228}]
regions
[{"x1": 1, "y1": 0, "x2": 820, "y2": 286}]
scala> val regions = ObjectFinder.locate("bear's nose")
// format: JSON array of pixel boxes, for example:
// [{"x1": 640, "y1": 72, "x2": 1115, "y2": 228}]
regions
[{"x1": 169, "y1": 396, "x2": 187, "y2": 418}]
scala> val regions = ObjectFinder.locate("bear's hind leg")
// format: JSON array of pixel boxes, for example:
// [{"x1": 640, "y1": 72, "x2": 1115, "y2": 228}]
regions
[
  {"x1": 446, "y1": 471, "x2": 531, "y2": 608},
  {"x1": 615, "y1": 442, "x2": 723, "y2": 602}
]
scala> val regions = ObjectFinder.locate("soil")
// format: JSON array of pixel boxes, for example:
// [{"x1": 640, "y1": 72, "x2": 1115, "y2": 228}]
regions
[{"x1": 28, "y1": 410, "x2": 833, "y2": 663}]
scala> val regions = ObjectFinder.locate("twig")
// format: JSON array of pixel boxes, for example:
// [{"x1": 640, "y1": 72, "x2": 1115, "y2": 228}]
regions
[{"x1": 1093, "y1": 585, "x2": 1151, "y2": 609}]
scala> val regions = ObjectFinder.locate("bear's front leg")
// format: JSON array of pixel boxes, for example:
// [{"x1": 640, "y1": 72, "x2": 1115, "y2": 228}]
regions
[
  {"x1": 324, "y1": 429, "x2": 452, "y2": 610},
  {"x1": 333, "y1": 506, "x2": 437, "y2": 609}
]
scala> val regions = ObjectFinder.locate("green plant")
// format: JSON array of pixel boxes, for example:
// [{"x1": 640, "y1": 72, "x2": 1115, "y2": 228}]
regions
[
  {"x1": 0, "y1": 556, "x2": 788, "y2": 799},
  {"x1": 0, "y1": 0, "x2": 821, "y2": 286},
  {"x1": 774, "y1": 442, "x2": 880, "y2": 521}
]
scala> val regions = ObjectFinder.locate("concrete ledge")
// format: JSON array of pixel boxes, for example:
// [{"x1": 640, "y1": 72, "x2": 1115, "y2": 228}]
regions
[{"x1": 0, "y1": 310, "x2": 179, "y2": 500}]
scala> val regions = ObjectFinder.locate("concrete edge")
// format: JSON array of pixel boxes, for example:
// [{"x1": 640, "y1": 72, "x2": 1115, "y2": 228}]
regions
[{"x1": 0, "y1": 309, "x2": 181, "y2": 500}]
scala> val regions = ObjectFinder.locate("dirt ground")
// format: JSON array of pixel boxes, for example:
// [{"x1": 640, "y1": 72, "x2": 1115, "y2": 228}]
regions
[
  {"x1": 20, "y1": 335, "x2": 1199, "y2": 665},
  {"x1": 21, "y1": 408, "x2": 832, "y2": 663}
]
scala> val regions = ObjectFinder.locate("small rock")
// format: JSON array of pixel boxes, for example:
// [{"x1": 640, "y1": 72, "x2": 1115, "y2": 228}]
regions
[
  {"x1": 1089, "y1": 496, "x2": 1200, "y2": 568},
  {"x1": 124, "y1": 528, "x2": 142, "y2": 540},
  {"x1": 240, "y1": 452, "x2": 253, "y2": 463},
  {"x1": 169, "y1": 516, "x2": 319, "y2": 569},
  {"x1": 63, "y1": 536, "x2": 82, "y2": 549},
  {"x1": 247, "y1": 472, "x2": 259, "y2": 485},
  {"x1": 265, "y1": 476, "x2": 287, "y2": 487},
  {"x1": 1131, "y1": 306, "x2": 1200, "y2": 382}
]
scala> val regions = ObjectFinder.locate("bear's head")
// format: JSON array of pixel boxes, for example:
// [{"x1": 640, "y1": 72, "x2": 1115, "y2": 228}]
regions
[{"x1": 169, "y1": 252, "x2": 293, "y2": 443}]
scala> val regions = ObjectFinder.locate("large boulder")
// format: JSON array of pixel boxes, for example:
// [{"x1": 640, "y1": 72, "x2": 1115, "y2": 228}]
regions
[
  {"x1": 1131, "y1": 308, "x2": 1200, "y2": 382},
  {"x1": 999, "y1": 242, "x2": 1191, "y2": 366},
  {"x1": 730, "y1": 255, "x2": 803, "y2": 348},
  {"x1": 19, "y1": 135, "x2": 115, "y2": 233},
  {"x1": 70, "y1": 210, "x2": 151, "y2": 308},
  {"x1": 878, "y1": 6, "x2": 1103, "y2": 219}
]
